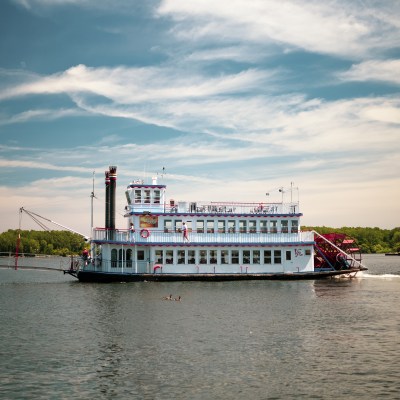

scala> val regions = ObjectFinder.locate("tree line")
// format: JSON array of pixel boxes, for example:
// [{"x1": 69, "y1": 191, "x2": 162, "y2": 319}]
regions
[
  {"x1": 0, "y1": 227, "x2": 399, "y2": 256},
  {"x1": 303, "y1": 226, "x2": 400, "y2": 254},
  {"x1": 0, "y1": 230, "x2": 87, "y2": 257}
]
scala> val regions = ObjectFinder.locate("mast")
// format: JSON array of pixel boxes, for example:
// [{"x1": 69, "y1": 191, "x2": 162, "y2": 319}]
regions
[
  {"x1": 90, "y1": 171, "x2": 95, "y2": 258},
  {"x1": 15, "y1": 208, "x2": 22, "y2": 270}
]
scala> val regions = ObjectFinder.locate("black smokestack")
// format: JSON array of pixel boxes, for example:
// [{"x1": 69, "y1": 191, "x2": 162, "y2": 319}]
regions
[
  {"x1": 105, "y1": 171, "x2": 110, "y2": 229},
  {"x1": 109, "y1": 166, "x2": 117, "y2": 231}
]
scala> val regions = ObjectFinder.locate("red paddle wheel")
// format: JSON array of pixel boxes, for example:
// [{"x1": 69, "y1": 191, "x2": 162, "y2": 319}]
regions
[{"x1": 314, "y1": 233, "x2": 362, "y2": 271}]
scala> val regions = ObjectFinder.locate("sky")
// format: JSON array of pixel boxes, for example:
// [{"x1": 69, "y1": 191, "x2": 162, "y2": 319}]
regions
[{"x1": 0, "y1": 0, "x2": 399, "y2": 236}]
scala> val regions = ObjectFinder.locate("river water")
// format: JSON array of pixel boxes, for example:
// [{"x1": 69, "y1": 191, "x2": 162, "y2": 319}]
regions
[{"x1": 0, "y1": 254, "x2": 399, "y2": 399}]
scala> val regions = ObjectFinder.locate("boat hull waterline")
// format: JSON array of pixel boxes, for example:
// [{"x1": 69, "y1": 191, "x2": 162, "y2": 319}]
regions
[{"x1": 74, "y1": 268, "x2": 367, "y2": 283}]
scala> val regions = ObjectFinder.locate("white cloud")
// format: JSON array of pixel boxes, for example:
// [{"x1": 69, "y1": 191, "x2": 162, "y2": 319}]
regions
[
  {"x1": 157, "y1": 0, "x2": 400, "y2": 59},
  {"x1": 339, "y1": 59, "x2": 400, "y2": 85}
]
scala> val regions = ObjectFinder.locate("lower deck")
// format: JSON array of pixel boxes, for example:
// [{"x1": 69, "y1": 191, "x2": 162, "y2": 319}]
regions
[{"x1": 87, "y1": 242, "x2": 315, "y2": 274}]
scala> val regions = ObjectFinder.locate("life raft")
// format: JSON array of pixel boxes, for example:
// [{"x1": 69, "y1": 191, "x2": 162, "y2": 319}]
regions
[{"x1": 140, "y1": 229, "x2": 150, "y2": 238}]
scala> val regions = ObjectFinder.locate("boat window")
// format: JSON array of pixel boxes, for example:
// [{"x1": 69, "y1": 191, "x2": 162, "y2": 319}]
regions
[
  {"x1": 281, "y1": 220, "x2": 288, "y2": 233},
  {"x1": 164, "y1": 220, "x2": 172, "y2": 233},
  {"x1": 188, "y1": 250, "x2": 196, "y2": 264},
  {"x1": 197, "y1": 220, "x2": 204, "y2": 233},
  {"x1": 126, "y1": 249, "x2": 132, "y2": 268},
  {"x1": 118, "y1": 249, "x2": 124, "y2": 267},
  {"x1": 286, "y1": 250, "x2": 291, "y2": 261},
  {"x1": 239, "y1": 220, "x2": 247, "y2": 233},
  {"x1": 144, "y1": 189, "x2": 151, "y2": 204},
  {"x1": 252, "y1": 250, "x2": 260, "y2": 264},
  {"x1": 264, "y1": 250, "x2": 272, "y2": 264},
  {"x1": 175, "y1": 220, "x2": 182, "y2": 232},
  {"x1": 178, "y1": 250, "x2": 185, "y2": 264},
  {"x1": 210, "y1": 250, "x2": 217, "y2": 264},
  {"x1": 221, "y1": 250, "x2": 228, "y2": 264},
  {"x1": 274, "y1": 250, "x2": 282, "y2": 264},
  {"x1": 155, "y1": 250, "x2": 163, "y2": 263},
  {"x1": 270, "y1": 220, "x2": 277, "y2": 233},
  {"x1": 154, "y1": 190, "x2": 161, "y2": 204},
  {"x1": 305, "y1": 249, "x2": 311, "y2": 256},
  {"x1": 137, "y1": 250, "x2": 145, "y2": 261},
  {"x1": 260, "y1": 221, "x2": 268, "y2": 233},
  {"x1": 134, "y1": 189, "x2": 141, "y2": 204},
  {"x1": 185, "y1": 221, "x2": 192, "y2": 232},
  {"x1": 243, "y1": 250, "x2": 250, "y2": 264},
  {"x1": 249, "y1": 220, "x2": 257, "y2": 233},
  {"x1": 111, "y1": 249, "x2": 118, "y2": 268},
  {"x1": 291, "y1": 220, "x2": 299, "y2": 233},
  {"x1": 199, "y1": 250, "x2": 207, "y2": 264},
  {"x1": 166, "y1": 250, "x2": 174, "y2": 264},
  {"x1": 228, "y1": 220, "x2": 236, "y2": 233},
  {"x1": 218, "y1": 220, "x2": 226, "y2": 233},
  {"x1": 231, "y1": 250, "x2": 239, "y2": 264},
  {"x1": 207, "y1": 220, "x2": 214, "y2": 233}
]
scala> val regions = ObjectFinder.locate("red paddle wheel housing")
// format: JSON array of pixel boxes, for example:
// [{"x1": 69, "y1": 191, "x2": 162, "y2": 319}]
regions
[{"x1": 314, "y1": 233, "x2": 362, "y2": 271}]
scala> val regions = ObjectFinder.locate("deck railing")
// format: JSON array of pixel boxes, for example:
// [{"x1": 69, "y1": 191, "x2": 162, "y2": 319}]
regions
[
  {"x1": 129, "y1": 201, "x2": 300, "y2": 215},
  {"x1": 92, "y1": 229, "x2": 314, "y2": 244}
]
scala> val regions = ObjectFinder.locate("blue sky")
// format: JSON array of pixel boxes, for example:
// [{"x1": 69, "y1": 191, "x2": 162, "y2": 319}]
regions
[{"x1": 0, "y1": 0, "x2": 399, "y2": 235}]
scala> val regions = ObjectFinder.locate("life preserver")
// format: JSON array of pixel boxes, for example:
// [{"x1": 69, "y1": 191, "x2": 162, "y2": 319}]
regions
[{"x1": 140, "y1": 229, "x2": 150, "y2": 238}]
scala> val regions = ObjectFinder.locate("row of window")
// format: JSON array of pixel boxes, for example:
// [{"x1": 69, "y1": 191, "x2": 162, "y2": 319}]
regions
[
  {"x1": 163, "y1": 219, "x2": 299, "y2": 233},
  {"x1": 133, "y1": 189, "x2": 161, "y2": 204},
  {"x1": 110, "y1": 248, "x2": 312, "y2": 267}
]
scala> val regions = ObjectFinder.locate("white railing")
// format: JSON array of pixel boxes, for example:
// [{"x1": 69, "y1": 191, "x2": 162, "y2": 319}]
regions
[
  {"x1": 129, "y1": 201, "x2": 300, "y2": 215},
  {"x1": 93, "y1": 229, "x2": 314, "y2": 244}
]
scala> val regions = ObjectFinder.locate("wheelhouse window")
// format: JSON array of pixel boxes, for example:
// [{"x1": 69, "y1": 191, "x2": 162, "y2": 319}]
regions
[
  {"x1": 228, "y1": 220, "x2": 235, "y2": 233},
  {"x1": 264, "y1": 250, "x2": 272, "y2": 264},
  {"x1": 218, "y1": 220, "x2": 226, "y2": 233},
  {"x1": 291, "y1": 220, "x2": 299, "y2": 233},
  {"x1": 134, "y1": 189, "x2": 141, "y2": 204},
  {"x1": 144, "y1": 189, "x2": 151, "y2": 204},
  {"x1": 239, "y1": 220, "x2": 247, "y2": 233},
  {"x1": 154, "y1": 190, "x2": 161, "y2": 204},
  {"x1": 207, "y1": 220, "x2": 214, "y2": 233},
  {"x1": 281, "y1": 220, "x2": 288, "y2": 233},
  {"x1": 270, "y1": 220, "x2": 277, "y2": 233},
  {"x1": 274, "y1": 250, "x2": 282, "y2": 264}
]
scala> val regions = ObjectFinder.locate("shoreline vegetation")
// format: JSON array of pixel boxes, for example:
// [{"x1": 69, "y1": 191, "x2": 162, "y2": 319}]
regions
[{"x1": 0, "y1": 227, "x2": 399, "y2": 256}]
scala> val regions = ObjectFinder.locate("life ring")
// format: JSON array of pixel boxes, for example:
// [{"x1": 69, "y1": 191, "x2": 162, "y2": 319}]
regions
[{"x1": 140, "y1": 229, "x2": 150, "y2": 238}]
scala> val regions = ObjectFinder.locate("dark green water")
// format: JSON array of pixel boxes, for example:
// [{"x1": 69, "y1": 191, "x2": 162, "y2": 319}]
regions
[{"x1": 1, "y1": 254, "x2": 399, "y2": 399}]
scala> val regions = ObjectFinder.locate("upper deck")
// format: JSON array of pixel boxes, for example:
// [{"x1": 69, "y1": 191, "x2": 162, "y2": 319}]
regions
[{"x1": 125, "y1": 178, "x2": 300, "y2": 216}]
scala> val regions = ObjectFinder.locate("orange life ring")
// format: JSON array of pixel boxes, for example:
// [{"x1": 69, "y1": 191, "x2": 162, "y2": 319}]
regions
[{"x1": 140, "y1": 229, "x2": 150, "y2": 238}]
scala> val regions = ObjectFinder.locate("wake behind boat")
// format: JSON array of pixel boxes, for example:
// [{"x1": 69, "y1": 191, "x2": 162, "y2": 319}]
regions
[{"x1": 66, "y1": 166, "x2": 366, "y2": 282}]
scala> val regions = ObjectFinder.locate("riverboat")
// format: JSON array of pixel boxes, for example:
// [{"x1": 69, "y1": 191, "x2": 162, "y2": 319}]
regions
[{"x1": 71, "y1": 166, "x2": 366, "y2": 282}]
